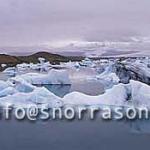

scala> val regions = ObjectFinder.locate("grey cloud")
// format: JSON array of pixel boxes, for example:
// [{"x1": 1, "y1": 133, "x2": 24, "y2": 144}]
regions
[{"x1": 0, "y1": 0, "x2": 150, "y2": 47}]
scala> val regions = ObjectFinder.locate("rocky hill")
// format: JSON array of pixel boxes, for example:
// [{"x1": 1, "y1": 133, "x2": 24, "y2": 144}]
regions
[{"x1": 0, "y1": 52, "x2": 84, "y2": 70}]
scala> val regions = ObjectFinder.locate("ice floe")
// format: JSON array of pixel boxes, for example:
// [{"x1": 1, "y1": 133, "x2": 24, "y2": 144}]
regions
[
  {"x1": 79, "y1": 57, "x2": 96, "y2": 67},
  {"x1": 0, "y1": 79, "x2": 149, "y2": 108},
  {"x1": 10, "y1": 69, "x2": 71, "y2": 85},
  {"x1": 129, "y1": 80, "x2": 150, "y2": 107},
  {"x1": 0, "y1": 87, "x2": 63, "y2": 108},
  {"x1": 0, "y1": 87, "x2": 17, "y2": 98},
  {"x1": 3, "y1": 67, "x2": 17, "y2": 76},
  {"x1": 1, "y1": 64, "x2": 7, "y2": 68},
  {"x1": 62, "y1": 83, "x2": 127, "y2": 106},
  {"x1": 8, "y1": 77, "x2": 35, "y2": 93},
  {"x1": 63, "y1": 80, "x2": 150, "y2": 108},
  {"x1": 96, "y1": 73, "x2": 120, "y2": 89},
  {"x1": 0, "y1": 80, "x2": 9, "y2": 91}
]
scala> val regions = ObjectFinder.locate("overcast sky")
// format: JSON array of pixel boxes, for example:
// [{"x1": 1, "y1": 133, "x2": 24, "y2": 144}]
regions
[{"x1": 0, "y1": 0, "x2": 150, "y2": 47}]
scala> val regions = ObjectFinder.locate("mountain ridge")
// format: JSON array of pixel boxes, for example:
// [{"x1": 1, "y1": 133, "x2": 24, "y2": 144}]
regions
[{"x1": 0, "y1": 51, "x2": 84, "y2": 70}]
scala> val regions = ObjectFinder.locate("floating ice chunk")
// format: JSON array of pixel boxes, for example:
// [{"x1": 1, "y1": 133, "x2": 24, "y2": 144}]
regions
[
  {"x1": 38, "y1": 57, "x2": 46, "y2": 64},
  {"x1": 95, "y1": 62, "x2": 120, "y2": 89},
  {"x1": 3, "y1": 67, "x2": 17, "y2": 76},
  {"x1": 0, "y1": 80, "x2": 9, "y2": 91},
  {"x1": 97, "y1": 73, "x2": 120, "y2": 83},
  {"x1": 0, "y1": 87, "x2": 63, "y2": 108},
  {"x1": 80, "y1": 58, "x2": 95, "y2": 67},
  {"x1": 47, "y1": 69, "x2": 71, "y2": 85},
  {"x1": 0, "y1": 87, "x2": 17, "y2": 97},
  {"x1": 16, "y1": 61, "x2": 51, "y2": 72},
  {"x1": 1, "y1": 64, "x2": 7, "y2": 68},
  {"x1": 29, "y1": 87, "x2": 63, "y2": 107},
  {"x1": 12, "y1": 69, "x2": 71, "y2": 85},
  {"x1": 8, "y1": 77, "x2": 35, "y2": 93},
  {"x1": 129, "y1": 80, "x2": 150, "y2": 107},
  {"x1": 63, "y1": 80, "x2": 150, "y2": 107},
  {"x1": 16, "y1": 63, "x2": 30, "y2": 73},
  {"x1": 96, "y1": 73, "x2": 120, "y2": 89},
  {"x1": 63, "y1": 83, "x2": 127, "y2": 106},
  {"x1": 74, "y1": 62, "x2": 80, "y2": 69}
]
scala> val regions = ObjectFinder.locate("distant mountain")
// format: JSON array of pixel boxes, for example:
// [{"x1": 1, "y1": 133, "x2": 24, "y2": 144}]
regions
[
  {"x1": 18, "y1": 52, "x2": 70, "y2": 64},
  {"x1": 18, "y1": 52, "x2": 84, "y2": 63},
  {"x1": 0, "y1": 54, "x2": 21, "y2": 64},
  {"x1": 0, "y1": 51, "x2": 84, "y2": 70}
]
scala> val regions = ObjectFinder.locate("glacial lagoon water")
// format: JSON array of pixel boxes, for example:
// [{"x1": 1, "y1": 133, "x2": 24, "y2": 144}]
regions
[
  {"x1": 0, "y1": 119, "x2": 150, "y2": 150},
  {"x1": 0, "y1": 71, "x2": 150, "y2": 150}
]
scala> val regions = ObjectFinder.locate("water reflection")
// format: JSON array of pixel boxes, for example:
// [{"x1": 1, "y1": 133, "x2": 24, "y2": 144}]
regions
[
  {"x1": 43, "y1": 85, "x2": 71, "y2": 98},
  {"x1": 129, "y1": 119, "x2": 150, "y2": 134},
  {"x1": 40, "y1": 79, "x2": 104, "y2": 98}
]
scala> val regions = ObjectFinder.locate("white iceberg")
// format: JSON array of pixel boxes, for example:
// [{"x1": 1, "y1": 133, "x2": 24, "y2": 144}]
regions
[
  {"x1": 63, "y1": 83, "x2": 127, "y2": 106},
  {"x1": 0, "y1": 78, "x2": 35, "y2": 97},
  {"x1": 0, "y1": 87, "x2": 63, "y2": 108},
  {"x1": 8, "y1": 77, "x2": 35, "y2": 93},
  {"x1": 0, "y1": 80, "x2": 9, "y2": 91},
  {"x1": 129, "y1": 80, "x2": 150, "y2": 107},
  {"x1": 97, "y1": 73, "x2": 120, "y2": 84},
  {"x1": 38, "y1": 57, "x2": 46, "y2": 64},
  {"x1": 0, "y1": 72, "x2": 150, "y2": 109},
  {"x1": 79, "y1": 58, "x2": 96, "y2": 67},
  {"x1": 16, "y1": 59, "x2": 52, "y2": 73},
  {"x1": 1, "y1": 64, "x2": 7, "y2": 68},
  {"x1": 10, "y1": 69, "x2": 71, "y2": 85},
  {"x1": 0, "y1": 87, "x2": 17, "y2": 97},
  {"x1": 63, "y1": 80, "x2": 150, "y2": 107},
  {"x1": 3, "y1": 67, "x2": 17, "y2": 76},
  {"x1": 95, "y1": 63, "x2": 120, "y2": 89}
]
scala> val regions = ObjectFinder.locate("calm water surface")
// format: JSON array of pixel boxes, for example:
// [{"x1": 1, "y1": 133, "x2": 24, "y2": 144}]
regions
[{"x1": 0, "y1": 119, "x2": 150, "y2": 150}]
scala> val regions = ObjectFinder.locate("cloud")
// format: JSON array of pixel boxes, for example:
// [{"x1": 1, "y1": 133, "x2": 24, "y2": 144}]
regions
[{"x1": 0, "y1": 0, "x2": 150, "y2": 47}]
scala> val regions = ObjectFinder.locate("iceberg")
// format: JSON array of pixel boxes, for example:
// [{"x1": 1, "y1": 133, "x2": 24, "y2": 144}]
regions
[
  {"x1": 63, "y1": 83, "x2": 127, "y2": 106},
  {"x1": 8, "y1": 77, "x2": 35, "y2": 93},
  {"x1": 10, "y1": 69, "x2": 71, "y2": 85},
  {"x1": 0, "y1": 87, "x2": 63, "y2": 108},
  {"x1": 63, "y1": 80, "x2": 150, "y2": 107},
  {"x1": 95, "y1": 62, "x2": 120, "y2": 89},
  {"x1": 29, "y1": 87, "x2": 63, "y2": 107},
  {"x1": 0, "y1": 87, "x2": 17, "y2": 98},
  {"x1": 79, "y1": 58, "x2": 96, "y2": 67},
  {"x1": 1, "y1": 64, "x2": 7, "y2": 68},
  {"x1": 0, "y1": 80, "x2": 9, "y2": 91},
  {"x1": 96, "y1": 73, "x2": 120, "y2": 87},
  {"x1": 3, "y1": 67, "x2": 17, "y2": 76},
  {"x1": 0, "y1": 69, "x2": 150, "y2": 109},
  {"x1": 116, "y1": 58, "x2": 150, "y2": 84},
  {"x1": 129, "y1": 80, "x2": 150, "y2": 107},
  {"x1": 16, "y1": 58, "x2": 52, "y2": 73}
]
